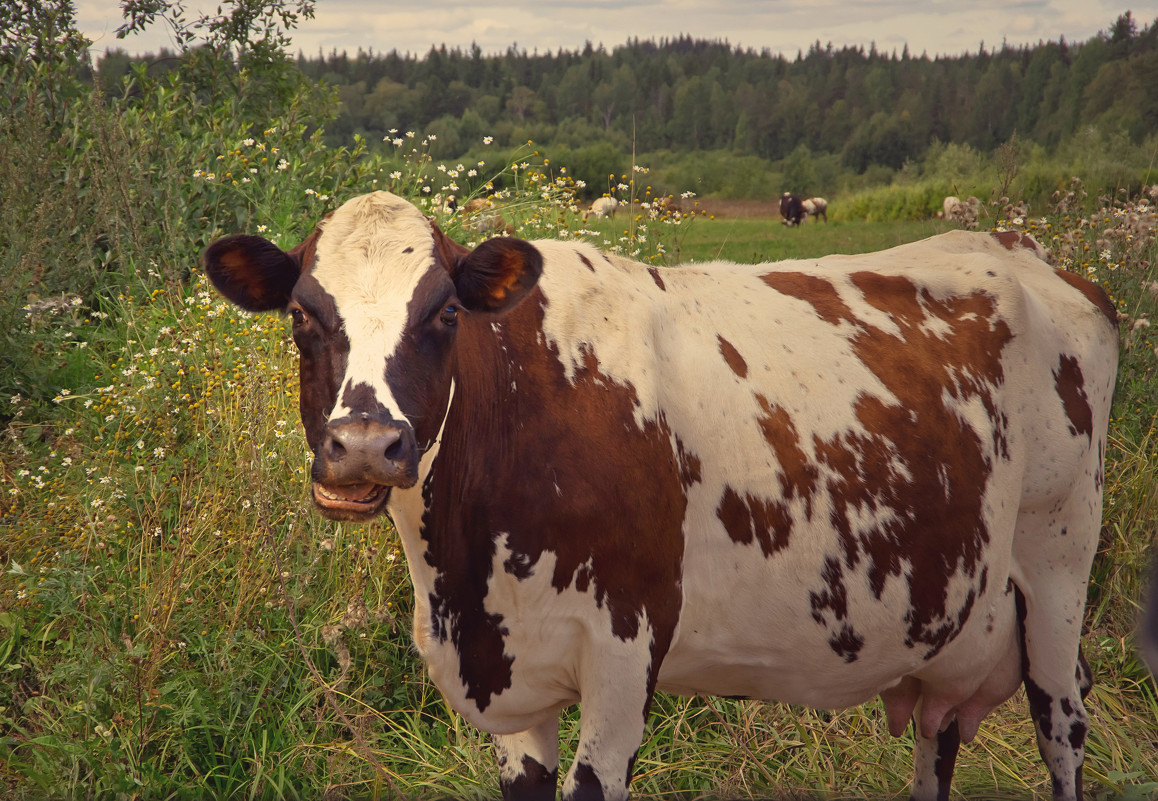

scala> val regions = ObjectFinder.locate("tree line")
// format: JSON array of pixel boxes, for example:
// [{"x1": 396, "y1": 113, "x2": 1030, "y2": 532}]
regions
[
  {"x1": 274, "y1": 12, "x2": 1157, "y2": 165},
  {"x1": 87, "y1": 11, "x2": 1158, "y2": 200}
]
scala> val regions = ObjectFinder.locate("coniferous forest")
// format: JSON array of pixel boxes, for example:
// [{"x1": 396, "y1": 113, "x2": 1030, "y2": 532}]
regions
[{"x1": 91, "y1": 11, "x2": 1158, "y2": 204}]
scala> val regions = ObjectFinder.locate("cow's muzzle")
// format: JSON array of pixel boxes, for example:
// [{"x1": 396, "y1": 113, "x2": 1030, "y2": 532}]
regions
[{"x1": 310, "y1": 413, "x2": 418, "y2": 519}]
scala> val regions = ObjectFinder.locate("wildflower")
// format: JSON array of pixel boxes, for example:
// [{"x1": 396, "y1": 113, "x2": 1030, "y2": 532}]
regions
[
  {"x1": 243, "y1": 138, "x2": 255, "y2": 146},
  {"x1": 278, "y1": 159, "x2": 288, "y2": 171},
  {"x1": 390, "y1": 171, "x2": 402, "y2": 179},
  {"x1": 483, "y1": 136, "x2": 493, "y2": 145}
]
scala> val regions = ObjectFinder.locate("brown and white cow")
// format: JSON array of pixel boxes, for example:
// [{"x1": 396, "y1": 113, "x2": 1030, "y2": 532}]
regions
[
  {"x1": 204, "y1": 191, "x2": 1118, "y2": 801},
  {"x1": 802, "y1": 196, "x2": 828, "y2": 223}
]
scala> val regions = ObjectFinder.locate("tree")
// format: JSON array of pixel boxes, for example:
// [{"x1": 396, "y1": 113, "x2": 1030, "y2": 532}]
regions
[
  {"x1": 506, "y1": 85, "x2": 536, "y2": 122},
  {"x1": 116, "y1": 0, "x2": 317, "y2": 113},
  {"x1": 1, "y1": 0, "x2": 89, "y2": 61}
]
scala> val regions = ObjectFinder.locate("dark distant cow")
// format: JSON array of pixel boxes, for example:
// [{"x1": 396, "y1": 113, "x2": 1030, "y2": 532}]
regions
[
  {"x1": 205, "y1": 192, "x2": 1118, "y2": 801},
  {"x1": 780, "y1": 191, "x2": 805, "y2": 226}
]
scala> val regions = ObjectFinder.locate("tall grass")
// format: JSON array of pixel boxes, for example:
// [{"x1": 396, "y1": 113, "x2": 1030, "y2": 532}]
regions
[{"x1": 2, "y1": 40, "x2": 1157, "y2": 801}]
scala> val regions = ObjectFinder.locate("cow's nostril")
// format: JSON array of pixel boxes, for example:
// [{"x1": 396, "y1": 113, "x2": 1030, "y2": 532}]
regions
[
  {"x1": 324, "y1": 436, "x2": 347, "y2": 461},
  {"x1": 384, "y1": 434, "x2": 406, "y2": 463}
]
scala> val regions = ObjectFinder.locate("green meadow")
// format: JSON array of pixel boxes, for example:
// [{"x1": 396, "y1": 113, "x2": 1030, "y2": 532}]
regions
[{"x1": 2, "y1": 8, "x2": 1157, "y2": 800}]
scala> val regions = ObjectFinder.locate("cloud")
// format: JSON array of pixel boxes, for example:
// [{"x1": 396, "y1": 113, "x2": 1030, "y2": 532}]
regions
[{"x1": 75, "y1": 0, "x2": 1132, "y2": 60}]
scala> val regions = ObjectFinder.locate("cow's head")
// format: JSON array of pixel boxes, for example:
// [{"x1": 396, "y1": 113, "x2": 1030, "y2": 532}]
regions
[{"x1": 203, "y1": 191, "x2": 543, "y2": 520}]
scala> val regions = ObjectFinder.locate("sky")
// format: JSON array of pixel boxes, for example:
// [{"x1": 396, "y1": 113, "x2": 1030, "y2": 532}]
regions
[{"x1": 75, "y1": 1, "x2": 1151, "y2": 61}]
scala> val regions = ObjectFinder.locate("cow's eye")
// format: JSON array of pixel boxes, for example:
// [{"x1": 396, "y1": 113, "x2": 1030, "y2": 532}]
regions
[
  {"x1": 439, "y1": 305, "x2": 458, "y2": 326},
  {"x1": 289, "y1": 307, "x2": 306, "y2": 327}
]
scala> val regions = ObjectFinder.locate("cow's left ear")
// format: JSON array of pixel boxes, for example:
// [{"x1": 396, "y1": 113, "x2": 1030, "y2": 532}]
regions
[
  {"x1": 203, "y1": 234, "x2": 302, "y2": 312},
  {"x1": 452, "y1": 237, "x2": 544, "y2": 314}
]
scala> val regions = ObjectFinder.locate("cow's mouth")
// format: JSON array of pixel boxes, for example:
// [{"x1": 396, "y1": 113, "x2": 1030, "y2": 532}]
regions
[{"x1": 312, "y1": 481, "x2": 390, "y2": 517}]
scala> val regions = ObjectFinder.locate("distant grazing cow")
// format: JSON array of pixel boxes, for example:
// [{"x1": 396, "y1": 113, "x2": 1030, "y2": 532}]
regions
[
  {"x1": 584, "y1": 196, "x2": 619, "y2": 221},
  {"x1": 943, "y1": 196, "x2": 982, "y2": 229},
  {"x1": 460, "y1": 197, "x2": 510, "y2": 235},
  {"x1": 205, "y1": 192, "x2": 1118, "y2": 801},
  {"x1": 780, "y1": 192, "x2": 805, "y2": 226},
  {"x1": 802, "y1": 197, "x2": 828, "y2": 223}
]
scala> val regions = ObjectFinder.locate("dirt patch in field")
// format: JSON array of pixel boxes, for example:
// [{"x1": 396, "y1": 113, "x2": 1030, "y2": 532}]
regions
[{"x1": 691, "y1": 198, "x2": 782, "y2": 219}]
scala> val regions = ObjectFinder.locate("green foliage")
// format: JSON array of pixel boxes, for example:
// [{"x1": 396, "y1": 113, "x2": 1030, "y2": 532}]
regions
[
  {"x1": 2, "y1": 3, "x2": 1157, "y2": 799},
  {"x1": 280, "y1": 13, "x2": 1158, "y2": 180},
  {"x1": 839, "y1": 181, "x2": 958, "y2": 222}
]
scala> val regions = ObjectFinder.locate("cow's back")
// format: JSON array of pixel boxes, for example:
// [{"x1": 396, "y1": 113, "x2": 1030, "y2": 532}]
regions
[{"x1": 528, "y1": 231, "x2": 1115, "y2": 709}]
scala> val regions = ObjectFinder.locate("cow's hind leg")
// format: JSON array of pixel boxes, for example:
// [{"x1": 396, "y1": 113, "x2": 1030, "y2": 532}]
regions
[
  {"x1": 1014, "y1": 580, "x2": 1091, "y2": 801},
  {"x1": 495, "y1": 716, "x2": 559, "y2": 801},
  {"x1": 909, "y1": 717, "x2": 961, "y2": 801}
]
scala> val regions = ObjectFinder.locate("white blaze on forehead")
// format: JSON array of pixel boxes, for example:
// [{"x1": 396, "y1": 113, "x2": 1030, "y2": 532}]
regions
[{"x1": 312, "y1": 192, "x2": 436, "y2": 421}]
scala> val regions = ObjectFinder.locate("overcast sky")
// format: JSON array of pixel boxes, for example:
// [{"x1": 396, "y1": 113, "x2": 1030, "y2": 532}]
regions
[{"x1": 76, "y1": 1, "x2": 1150, "y2": 61}]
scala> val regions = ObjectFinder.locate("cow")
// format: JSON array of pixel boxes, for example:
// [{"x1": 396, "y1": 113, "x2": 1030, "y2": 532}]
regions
[
  {"x1": 802, "y1": 197, "x2": 829, "y2": 223},
  {"x1": 942, "y1": 196, "x2": 982, "y2": 229},
  {"x1": 780, "y1": 192, "x2": 805, "y2": 226},
  {"x1": 460, "y1": 196, "x2": 511, "y2": 235},
  {"x1": 204, "y1": 191, "x2": 1118, "y2": 801},
  {"x1": 584, "y1": 196, "x2": 619, "y2": 221}
]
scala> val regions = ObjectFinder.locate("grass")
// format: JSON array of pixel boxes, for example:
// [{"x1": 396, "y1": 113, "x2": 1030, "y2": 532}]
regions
[{"x1": 1, "y1": 153, "x2": 1157, "y2": 799}]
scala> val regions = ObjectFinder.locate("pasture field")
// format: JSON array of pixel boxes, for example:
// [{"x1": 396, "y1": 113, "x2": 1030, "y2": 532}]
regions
[
  {"x1": 582, "y1": 210, "x2": 959, "y2": 264},
  {"x1": 3, "y1": 15, "x2": 1155, "y2": 796},
  {"x1": 2, "y1": 180, "x2": 1156, "y2": 801}
]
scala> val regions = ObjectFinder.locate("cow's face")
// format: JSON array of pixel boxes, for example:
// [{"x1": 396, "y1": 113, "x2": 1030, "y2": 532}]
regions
[{"x1": 204, "y1": 192, "x2": 542, "y2": 520}]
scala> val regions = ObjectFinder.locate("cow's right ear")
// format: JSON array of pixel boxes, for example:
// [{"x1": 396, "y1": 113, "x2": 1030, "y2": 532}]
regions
[
  {"x1": 203, "y1": 234, "x2": 301, "y2": 312},
  {"x1": 452, "y1": 237, "x2": 544, "y2": 315}
]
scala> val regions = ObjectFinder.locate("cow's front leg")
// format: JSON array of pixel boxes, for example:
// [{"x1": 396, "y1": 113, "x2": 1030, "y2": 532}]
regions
[
  {"x1": 909, "y1": 717, "x2": 960, "y2": 801},
  {"x1": 562, "y1": 648, "x2": 658, "y2": 801},
  {"x1": 495, "y1": 715, "x2": 560, "y2": 801}
]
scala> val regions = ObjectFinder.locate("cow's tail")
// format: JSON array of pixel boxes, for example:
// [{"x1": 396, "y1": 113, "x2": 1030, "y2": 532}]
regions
[{"x1": 1143, "y1": 550, "x2": 1158, "y2": 679}]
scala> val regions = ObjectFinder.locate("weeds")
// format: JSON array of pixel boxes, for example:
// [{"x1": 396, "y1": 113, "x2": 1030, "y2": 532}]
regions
[{"x1": 1, "y1": 30, "x2": 1156, "y2": 800}]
